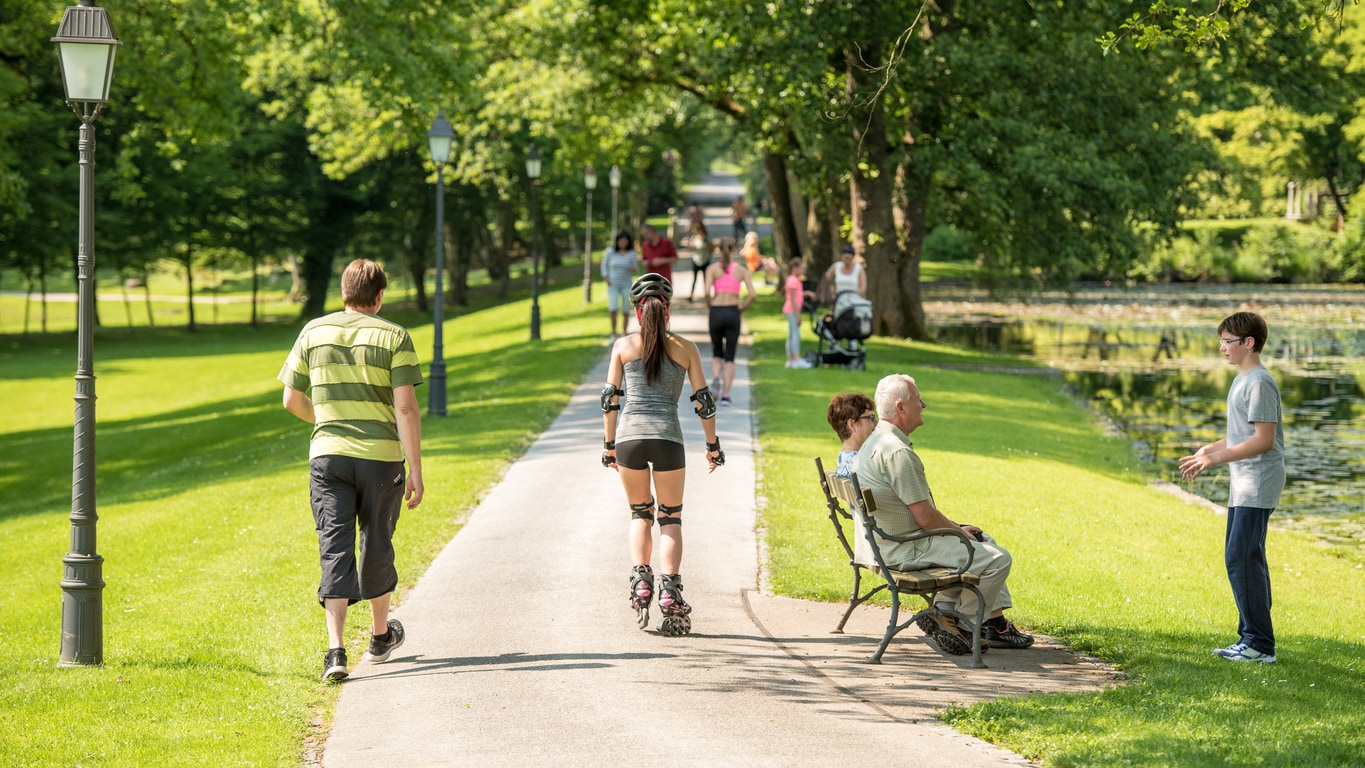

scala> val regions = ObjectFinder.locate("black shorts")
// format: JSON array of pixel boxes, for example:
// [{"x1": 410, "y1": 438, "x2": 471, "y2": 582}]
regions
[
  {"x1": 709, "y1": 306, "x2": 741, "y2": 362},
  {"x1": 310, "y1": 456, "x2": 406, "y2": 605},
  {"x1": 616, "y1": 439, "x2": 686, "y2": 471}
]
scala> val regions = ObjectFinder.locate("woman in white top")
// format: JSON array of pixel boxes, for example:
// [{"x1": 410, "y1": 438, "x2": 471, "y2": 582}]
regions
[{"x1": 823, "y1": 245, "x2": 866, "y2": 297}]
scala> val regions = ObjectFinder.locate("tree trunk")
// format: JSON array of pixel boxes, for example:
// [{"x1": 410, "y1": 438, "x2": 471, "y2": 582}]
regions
[
  {"x1": 894, "y1": 152, "x2": 930, "y2": 340},
  {"x1": 122, "y1": 279, "x2": 133, "y2": 330},
  {"x1": 407, "y1": 255, "x2": 429, "y2": 313},
  {"x1": 249, "y1": 231, "x2": 259, "y2": 328},
  {"x1": 185, "y1": 244, "x2": 197, "y2": 332},
  {"x1": 846, "y1": 49, "x2": 925, "y2": 340},
  {"x1": 788, "y1": 168, "x2": 811, "y2": 258},
  {"x1": 142, "y1": 267, "x2": 155, "y2": 327},
  {"x1": 40, "y1": 264, "x2": 48, "y2": 333},
  {"x1": 491, "y1": 201, "x2": 514, "y2": 298},
  {"x1": 761, "y1": 149, "x2": 801, "y2": 264}
]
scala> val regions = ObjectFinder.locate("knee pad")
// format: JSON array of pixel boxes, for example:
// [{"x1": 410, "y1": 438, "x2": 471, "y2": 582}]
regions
[
  {"x1": 630, "y1": 498, "x2": 656, "y2": 521},
  {"x1": 657, "y1": 502, "x2": 682, "y2": 526}
]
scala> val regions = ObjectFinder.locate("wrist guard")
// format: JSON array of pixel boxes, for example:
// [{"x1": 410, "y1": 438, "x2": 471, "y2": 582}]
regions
[{"x1": 706, "y1": 439, "x2": 725, "y2": 466}]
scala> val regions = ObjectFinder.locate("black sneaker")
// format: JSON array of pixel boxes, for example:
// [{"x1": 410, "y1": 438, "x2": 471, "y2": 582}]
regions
[
  {"x1": 366, "y1": 619, "x2": 405, "y2": 662},
  {"x1": 985, "y1": 618, "x2": 1035, "y2": 649},
  {"x1": 322, "y1": 648, "x2": 348, "y2": 682}
]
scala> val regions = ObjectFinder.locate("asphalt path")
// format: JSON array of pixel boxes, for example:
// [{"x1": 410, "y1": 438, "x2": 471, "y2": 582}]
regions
[{"x1": 319, "y1": 301, "x2": 1113, "y2": 767}]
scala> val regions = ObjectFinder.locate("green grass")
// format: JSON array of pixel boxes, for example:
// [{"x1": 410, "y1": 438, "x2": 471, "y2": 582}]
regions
[
  {"x1": 746, "y1": 294, "x2": 1365, "y2": 767},
  {"x1": 0, "y1": 284, "x2": 606, "y2": 767}
]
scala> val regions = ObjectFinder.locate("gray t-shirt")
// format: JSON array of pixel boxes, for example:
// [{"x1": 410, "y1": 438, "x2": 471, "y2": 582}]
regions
[
  {"x1": 1226, "y1": 365, "x2": 1286, "y2": 509},
  {"x1": 616, "y1": 354, "x2": 687, "y2": 445}
]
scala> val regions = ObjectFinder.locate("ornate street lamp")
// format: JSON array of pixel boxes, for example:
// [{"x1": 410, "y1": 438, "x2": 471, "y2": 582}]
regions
[
  {"x1": 52, "y1": 0, "x2": 121, "y2": 668},
  {"x1": 525, "y1": 144, "x2": 542, "y2": 341},
  {"x1": 426, "y1": 110, "x2": 455, "y2": 416},
  {"x1": 582, "y1": 164, "x2": 596, "y2": 304},
  {"x1": 609, "y1": 165, "x2": 621, "y2": 235}
]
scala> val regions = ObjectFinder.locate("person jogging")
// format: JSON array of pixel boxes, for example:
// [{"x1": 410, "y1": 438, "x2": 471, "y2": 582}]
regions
[{"x1": 600, "y1": 273, "x2": 724, "y2": 635}]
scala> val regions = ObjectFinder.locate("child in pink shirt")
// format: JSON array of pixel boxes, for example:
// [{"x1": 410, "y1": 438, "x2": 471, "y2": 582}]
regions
[{"x1": 783, "y1": 258, "x2": 811, "y2": 368}]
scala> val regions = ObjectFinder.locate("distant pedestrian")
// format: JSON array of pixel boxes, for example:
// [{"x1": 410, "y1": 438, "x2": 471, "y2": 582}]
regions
[
  {"x1": 278, "y1": 258, "x2": 423, "y2": 682},
  {"x1": 641, "y1": 224, "x2": 679, "y2": 284},
  {"x1": 687, "y1": 220, "x2": 712, "y2": 302},
  {"x1": 704, "y1": 238, "x2": 756, "y2": 406},
  {"x1": 685, "y1": 201, "x2": 705, "y2": 229},
  {"x1": 601, "y1": 231, "x2": 639, "y2": 339},
  {"x1": 1179, "y1": 311, "x2": 1286, "y2": 665},
  {"x1": 741, "y1": 231, "x2": 778, "y2": 285},
  {"x1": 822, "y1": 245, "x2": 866, "y2": 300},
  {"x1": 601, "y1": 274, "x2": 724, "y2": 636},
  {"x1": 730, "y1": 196, "x2": 749, "y2": 240},
  {"x1": 783, "y1": 258, "x2": 811, "y2": 368}
]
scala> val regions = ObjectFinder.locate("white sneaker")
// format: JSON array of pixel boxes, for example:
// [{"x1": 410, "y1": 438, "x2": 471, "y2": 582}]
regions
[
  {"x1": 793, "y1": 359, "x2": 813, "y2": 369},
  {"x1": 1214, "y1": 641, "x2": 1275, "y2": 664}
]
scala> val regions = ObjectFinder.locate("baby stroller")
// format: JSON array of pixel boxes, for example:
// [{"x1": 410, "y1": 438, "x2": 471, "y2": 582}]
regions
[{"x1": 805, "y1": 289, "x2": 872, "y2": 370}]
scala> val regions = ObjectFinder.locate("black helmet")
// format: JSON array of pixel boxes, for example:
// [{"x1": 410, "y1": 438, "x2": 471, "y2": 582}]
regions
[{"x1": 630, "y1": 273, "x2": 673, "y2": 307}]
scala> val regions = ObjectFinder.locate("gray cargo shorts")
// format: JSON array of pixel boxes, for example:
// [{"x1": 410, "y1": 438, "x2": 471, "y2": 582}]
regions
[{"x1": 309, "y1": 455, "x2": 406, "y2": 606}]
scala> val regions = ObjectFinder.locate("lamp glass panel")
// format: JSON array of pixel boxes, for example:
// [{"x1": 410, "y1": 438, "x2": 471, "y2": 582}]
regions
[
  {"x1": 428, "y1": 135, "x2": 453, "y2": 164},
  {"x1": 59, "y1": 42, "x2": 115, "y2": 101},
  {"x1": 526, "y1": 158, "x2": 542, "y2": 179}
]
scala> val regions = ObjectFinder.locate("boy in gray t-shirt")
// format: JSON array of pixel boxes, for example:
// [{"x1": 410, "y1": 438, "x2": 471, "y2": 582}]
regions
[{"x1": 1179, "y1": 311, "x2": 1285, "y2": 664}]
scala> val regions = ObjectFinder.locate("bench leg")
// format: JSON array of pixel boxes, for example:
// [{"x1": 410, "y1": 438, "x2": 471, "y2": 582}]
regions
[
  {"x1": 964, "y1": 585, "x2": 987, "y2": 669},
  {"x1": 867, "y1": 588, "x2": 900, "y2": 664},
  {"x1": 834, "y1": 571, "x2": 887, "y2": 634}
]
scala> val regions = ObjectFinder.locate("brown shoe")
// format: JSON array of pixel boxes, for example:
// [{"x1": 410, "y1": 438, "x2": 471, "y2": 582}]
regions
[{"x1": 914, "y1": 611, "x2": 980, "y2": 656}]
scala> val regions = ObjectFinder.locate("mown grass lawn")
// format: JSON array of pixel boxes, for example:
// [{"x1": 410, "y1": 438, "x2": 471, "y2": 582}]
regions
[
  {"x1": 744, "y1": 289, "x2": 1365, "y2": 768},
  {"x1": 0, "y1": 284, "x2": 605, "y2": 767}
]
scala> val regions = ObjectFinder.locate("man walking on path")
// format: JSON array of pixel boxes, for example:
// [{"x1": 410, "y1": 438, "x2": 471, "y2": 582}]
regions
[
  {"x1": 640, "y1": 224, "x2": 679, "y2": 283},
  {"x1": 279, "y1": 258, "x2": 425, "y2": 681}
]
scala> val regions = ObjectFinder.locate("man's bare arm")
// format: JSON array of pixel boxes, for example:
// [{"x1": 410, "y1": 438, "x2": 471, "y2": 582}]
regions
[
  {"x1": 907, "y1": 498, "x2": 967, "y2": 536},
  {"x1": 283, "y1": 386, "x2": 315, "y2": 424},
  {"x1": 394, "y1": 384, "x2": 424, "y2": 509}
]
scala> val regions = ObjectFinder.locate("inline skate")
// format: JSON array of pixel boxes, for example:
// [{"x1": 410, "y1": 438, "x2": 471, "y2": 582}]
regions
[
  {"x1": 656, "y1": 573, "x2": 692, "y2": 636},
  {"x1": 629, "y1": 565, "x2": 654, "y2": 629}
]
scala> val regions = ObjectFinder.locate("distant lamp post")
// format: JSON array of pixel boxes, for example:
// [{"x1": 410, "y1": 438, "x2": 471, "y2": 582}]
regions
[
  {"x1": 52, "y1": 0, "x2": 121, "y2": 668},
  {"x1": 582, "y1": 164, "x2": 597, "y2": 304},
  {"x1": 525, "y1": 144, "x2": 543, "y2": 341},
  {"x1": 426, "y1": 110, "x2": 455, "y2": 416},
  {"x1": 609, "y1": 165, "x2": 621, "y2": 235}
]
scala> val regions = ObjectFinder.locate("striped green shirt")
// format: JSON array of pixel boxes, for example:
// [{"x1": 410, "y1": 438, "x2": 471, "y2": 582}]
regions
[{"x1": 278, "y1": 310, "x2": 423, "y2": 461}]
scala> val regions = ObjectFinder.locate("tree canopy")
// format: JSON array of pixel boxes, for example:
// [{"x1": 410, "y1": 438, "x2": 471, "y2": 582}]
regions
[{"x1": 2, "y1": 0, "x2": 1361, "y2": 335}]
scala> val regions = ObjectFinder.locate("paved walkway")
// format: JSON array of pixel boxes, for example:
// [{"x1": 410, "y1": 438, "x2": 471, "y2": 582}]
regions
[{"x1": 319, "y1": 273, "x2": 1113, "y2": 768}]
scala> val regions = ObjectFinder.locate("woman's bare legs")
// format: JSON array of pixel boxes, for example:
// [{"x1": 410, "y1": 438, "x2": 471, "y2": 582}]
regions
[{"x1": 619, "y1": 465, "x2": 685, "y2": 573}]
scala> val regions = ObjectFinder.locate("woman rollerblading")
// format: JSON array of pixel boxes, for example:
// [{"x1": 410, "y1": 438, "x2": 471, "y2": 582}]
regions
[{"x1": 602, "y1": 274, "x2": 724, "y2": 633}]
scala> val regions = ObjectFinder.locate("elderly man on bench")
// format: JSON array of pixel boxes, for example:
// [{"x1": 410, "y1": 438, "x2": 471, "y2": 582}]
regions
[{"x1": 853, "y1": 373, "x2": 1034, "y2": 655}]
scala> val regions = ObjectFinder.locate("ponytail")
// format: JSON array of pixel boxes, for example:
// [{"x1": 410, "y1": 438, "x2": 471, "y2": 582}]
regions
[{"x1": 639, "y1": 297, "x2": 669, "y2": 385}]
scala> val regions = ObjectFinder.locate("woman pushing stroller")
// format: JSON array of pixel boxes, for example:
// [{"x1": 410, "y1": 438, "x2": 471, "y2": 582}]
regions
[{"x1": 601, "y1": 274, "x2": 725, "y2": 635}]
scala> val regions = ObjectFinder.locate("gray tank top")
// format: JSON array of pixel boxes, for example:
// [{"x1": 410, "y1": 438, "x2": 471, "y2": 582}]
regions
[{"x1": 616, "y1": 352, "x2": 687, "y2": 445}]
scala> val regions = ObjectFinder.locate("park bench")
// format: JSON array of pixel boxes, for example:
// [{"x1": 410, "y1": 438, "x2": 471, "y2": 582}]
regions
[{"x1": 815, "y1": 457, "x2": 987, "y2": 668}]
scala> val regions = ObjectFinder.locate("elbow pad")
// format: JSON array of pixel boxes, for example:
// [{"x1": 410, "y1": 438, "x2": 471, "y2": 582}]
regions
[
  {"x1": 690, "y1": 387, "x2": 717, "y2": 419},
  {"x1": 600, "y1": 383, "x2": 624, "y2": 413}
]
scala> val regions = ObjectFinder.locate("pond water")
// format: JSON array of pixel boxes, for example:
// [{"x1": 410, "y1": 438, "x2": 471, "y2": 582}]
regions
[{"x1": 928, "y1": 291, "x2": 1365, "y2": 546}]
